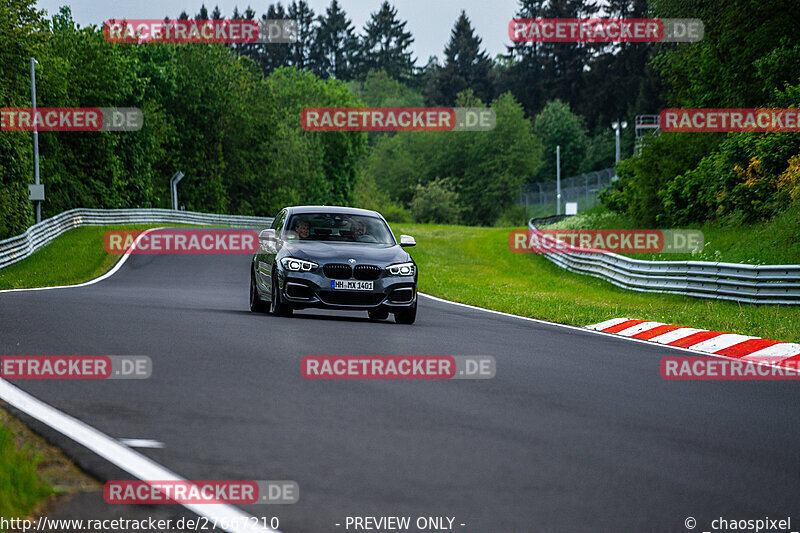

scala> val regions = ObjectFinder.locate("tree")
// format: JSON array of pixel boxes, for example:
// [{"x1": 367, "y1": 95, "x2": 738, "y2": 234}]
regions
[
  {"x1": 0, "y1": 0, "x2": 48, "y2": 238},
  {"x1": 537, "y1": 0, "x2": 600, "y2": 119},
  {"x1": 498, "y1": 0, "x2": 547, "y2": 117},
  {"x1": 362, "y1": 91, "x2": 543, "y2": 225},
  {"x1": 350, "y1": 70, "x2": 424, "y2": 107},
  {"x1": 357, "y1": 2, "x2": 415, "y2": 81},
  {"x1": 287, "y1": 1, "x2": 316, "y2": 70},
  {"x1": 533, "y1": 100, "x2": 588, "y2": 181},
  {"x1": 430, "y1": 11, "x2": 495, "y2": 106},
  {"x1": 231, "y1": 6, "x2": 259, "y2": 65},
  {"x1": 650, "y1": 0, "x2": 800, "y2": 108},
  {"x1": 312, "y1": 0, "x2": 358, "y2": 80},
  {"x1": 258, "y1": 3, "x2": 291, "y2": 75},
  {"x1": 573, "y1": 0, "x2": 666, "y2": 132}
]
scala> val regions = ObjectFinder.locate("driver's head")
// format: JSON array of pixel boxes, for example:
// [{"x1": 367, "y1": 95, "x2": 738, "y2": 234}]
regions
[
  {"x1": 294, "y1": 220, "x2": 310, "y2": 239},
  {"x1": 351, "y1": 220, "x2": 366, "y2": 236}
]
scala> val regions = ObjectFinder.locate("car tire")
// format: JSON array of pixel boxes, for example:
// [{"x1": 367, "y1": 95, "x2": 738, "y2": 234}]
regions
[
  {"x1": 368, "y1": 309, "x2": 389, "y2": 321},
  {"x1": 270, "y1": 271, "x2": 293, "y2": 317},
  {"x1": 394, "y1": 300, "x2": 416, "y2": 324},
  {"x1": 250, "y1": 267, "x2": 269, "y2": 313}
]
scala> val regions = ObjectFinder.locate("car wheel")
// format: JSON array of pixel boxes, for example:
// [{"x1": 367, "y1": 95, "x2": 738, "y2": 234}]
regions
[
  {"x1": 270, "y1": 271, "x2": 293, "y2": 317},
  {"x1": 368, "y1": 309, "x2": 389, "y2": 321},
  {"x1": 394, "y1": 300, "x2": 416, "y2": 324},
  {"x1": 250, "y1": 267, "x2": 268, "y2": 313}
]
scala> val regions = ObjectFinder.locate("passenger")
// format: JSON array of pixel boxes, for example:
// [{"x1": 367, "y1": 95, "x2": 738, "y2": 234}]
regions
[{"x1": 294, "y1": 220, "x2": 310, "y2": 240}]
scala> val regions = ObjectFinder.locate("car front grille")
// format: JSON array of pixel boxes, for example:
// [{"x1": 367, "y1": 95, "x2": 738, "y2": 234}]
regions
[
  {"x1": 353, "y1": 265, "x2": 382, "y2": 281},
  {"x1": 323, "y1": 263, "x2": 352, "y2": 279},
  {"x1": 318, "y1": 291, "x2": 385, "y2": 306}
]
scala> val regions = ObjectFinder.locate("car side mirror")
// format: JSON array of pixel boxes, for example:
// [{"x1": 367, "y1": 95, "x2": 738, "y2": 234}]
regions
[
  {"x1": 259, "y1": 229, "x2": 277, "y2": 252},
  {"x1": 399, "y1": 234, "x2": 416, "y2": 247}
]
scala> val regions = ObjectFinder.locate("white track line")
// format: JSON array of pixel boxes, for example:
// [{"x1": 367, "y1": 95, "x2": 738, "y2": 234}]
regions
[
  {"x1": 421, "y1": 294, "x2": 800, "y2": 372},
  {"x1": 119, "y1": 438, "x2": 165, "y2": 449},
  {"x1": 0, "y1": 228, "x2": 164, "y2": 294},
  {"x1": 1, "y1": 227, "x2": 276, "y2": 533},
  {"x1": 0, "y1": 380, "x2": 277, "y2": 533},
  {"x1": 418, "y1": 293, "x2": 702, "y2": 356}
]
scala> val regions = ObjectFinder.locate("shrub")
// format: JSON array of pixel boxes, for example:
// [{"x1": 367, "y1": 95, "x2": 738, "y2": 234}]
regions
[
  {"x1": 494, "y1": 204, "x2": 529, "y2": 227},
  {"x1": 409, "y1": 178, "x2": 463, "y2": 224},
  {"x1": 602, "y1": 132, "x2": 723, "y2": 226}
]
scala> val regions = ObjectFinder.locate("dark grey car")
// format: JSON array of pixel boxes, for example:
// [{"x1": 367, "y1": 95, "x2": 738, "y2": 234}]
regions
[{"x1": 249, "y1": 206, "x2": 418, "y2": 324}]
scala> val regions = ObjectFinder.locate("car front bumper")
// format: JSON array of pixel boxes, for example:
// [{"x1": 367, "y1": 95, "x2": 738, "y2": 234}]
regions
[{"x1": 277, "y1": 270, "x2": 417, "y2": 311}]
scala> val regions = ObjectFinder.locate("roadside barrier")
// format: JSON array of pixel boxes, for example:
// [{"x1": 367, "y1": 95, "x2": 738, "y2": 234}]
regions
[
  {"x1": 0, "y1": 208, "x2": 273, "y2": 270},
  {"x1": 530, "y1": 216, "x2": 800, "y2": 305}
]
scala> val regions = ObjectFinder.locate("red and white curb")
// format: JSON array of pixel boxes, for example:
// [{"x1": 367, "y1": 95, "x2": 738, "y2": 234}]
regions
[{"x1": 588, "y1": 318, "x2": 800, "y2": 367}]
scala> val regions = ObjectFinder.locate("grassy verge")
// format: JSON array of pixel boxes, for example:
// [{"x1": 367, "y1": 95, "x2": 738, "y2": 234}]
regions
[
  {"x1": 0, "y1": 407, "x2": 99, "y2": 527},
  {"x1": 0, "y1": 423, "x2": 52, "y2": 522},
  {"x1": 0, "y1": 224, "x2": 198, "y2": 290},
  {"x1": 542, "y1": 204, "x2": 800, "y2": 264},
  {"x1": 393, "y1": 223, "x2": 800, "y2": 343}
]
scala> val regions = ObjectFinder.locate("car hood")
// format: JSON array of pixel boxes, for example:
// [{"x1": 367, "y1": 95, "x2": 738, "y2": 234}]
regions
[{"x1": 282, "y1": 241, "x2": 411, "y2": 265}]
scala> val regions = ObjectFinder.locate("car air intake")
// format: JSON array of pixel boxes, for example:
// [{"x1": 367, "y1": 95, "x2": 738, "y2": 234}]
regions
[
  {"x1": 353, "y1": 265, "x2": 381, "y2": 281},
  {"x1": 389, "y1": 288, "x2": 414, "y2": 303},
  {"x1": 323, "y1": 263, "x2": 352, "y2": 279},
  {"x1": 286, "y1": 282, "x2": 313, "y2": 299}
]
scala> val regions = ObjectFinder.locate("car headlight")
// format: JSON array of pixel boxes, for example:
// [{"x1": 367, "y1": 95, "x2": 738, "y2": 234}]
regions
[
  {"x1": 386, "y1": 262, "x2": 415, "y2": 276},
  {"x1": 280, "y1": 257, "x2": 318, "y2": 272}
]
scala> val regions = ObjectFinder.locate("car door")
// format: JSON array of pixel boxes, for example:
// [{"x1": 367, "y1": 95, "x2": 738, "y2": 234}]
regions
[{"x1": 256, "y1": 209, "x2": 285, "y2": 292}]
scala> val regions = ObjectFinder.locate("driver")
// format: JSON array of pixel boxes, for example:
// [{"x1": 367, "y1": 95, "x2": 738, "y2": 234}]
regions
[
  {"x1": 351, "y1": 219, "x2": 376, "y2": 242},
  {"x1": 352, "y1": 219, "x2": 367, "y2": 239}
]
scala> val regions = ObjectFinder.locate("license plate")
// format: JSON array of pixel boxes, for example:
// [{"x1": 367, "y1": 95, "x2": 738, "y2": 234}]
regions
[{"x1": 331, "y1": 280, "x2": 373, "y2": 291}]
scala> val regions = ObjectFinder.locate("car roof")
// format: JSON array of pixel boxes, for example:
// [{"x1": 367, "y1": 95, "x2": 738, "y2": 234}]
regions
[{"x1": 283, "y1": 205, "x2": 382, "y2": 218}]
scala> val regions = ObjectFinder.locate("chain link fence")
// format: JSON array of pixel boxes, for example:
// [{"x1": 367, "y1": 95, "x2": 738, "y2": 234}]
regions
[{"x1": 518, "y1": 168, "x2": 615, "y2": 218}]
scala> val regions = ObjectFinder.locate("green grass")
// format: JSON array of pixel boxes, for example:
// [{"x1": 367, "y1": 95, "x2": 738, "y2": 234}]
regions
[
  {"x1": 393, "y1": 223, "x2": 800, "y2": 343},
  {"x1": 543, "y1": 204, "x2": 800, "y2": 264},
  {"x1": 0, "y1": 425, "x2": 53, "y2": 522},
  {"x1": 0, "y1": 224, "x2": 195, "y2": 290}
]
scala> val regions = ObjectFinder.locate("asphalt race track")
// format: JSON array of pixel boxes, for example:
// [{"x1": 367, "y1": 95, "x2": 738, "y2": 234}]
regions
[{"x1": 2, "y1": 238, "x2": 800, "y2": 532}]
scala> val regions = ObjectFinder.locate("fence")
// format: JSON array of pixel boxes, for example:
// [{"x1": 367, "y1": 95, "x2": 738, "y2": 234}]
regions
[
  {"x1": 530, "y1": 216, "x2": 800, "y2": 305},
  {"x1": 0, "y1": 208, "x2": 274, "y2": 270},
  {"x1": 518, "y1": 168, "x2": 615, "y2": 218}
]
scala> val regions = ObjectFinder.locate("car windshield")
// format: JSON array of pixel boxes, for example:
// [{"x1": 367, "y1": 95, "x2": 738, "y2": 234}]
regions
[{"x1": 285, "y1": 213, "x2": 395, "y2": 244}]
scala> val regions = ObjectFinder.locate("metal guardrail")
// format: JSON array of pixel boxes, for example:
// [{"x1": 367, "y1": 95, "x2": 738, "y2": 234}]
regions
[
  {"x1": 0, "y1": 208, "x2": 274, "y2": 270},
  {"x1": 530, "y1": 217, "x2": 800, "y2": 305}
]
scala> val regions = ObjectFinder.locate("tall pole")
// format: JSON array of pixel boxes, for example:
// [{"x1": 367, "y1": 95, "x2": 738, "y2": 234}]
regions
[
  {"x1": 556, "y1": 145, "x2": 561, "y2": 216},
  {"x1": 31, "y1": 57, "x2": 41, "y2": 223},
  {"x1": 170, "y1": 171, "x2": 185, "y2": 210},
  {"x1": 614, "y1": 120, "x2": 621, "y2": 164}
]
